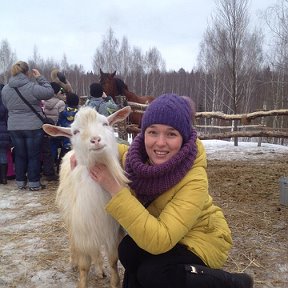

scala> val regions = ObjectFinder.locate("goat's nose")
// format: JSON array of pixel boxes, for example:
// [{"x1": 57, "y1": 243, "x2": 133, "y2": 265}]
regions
[{"x1": 90, "y1": 136, "x2": 101, "y2": 144}]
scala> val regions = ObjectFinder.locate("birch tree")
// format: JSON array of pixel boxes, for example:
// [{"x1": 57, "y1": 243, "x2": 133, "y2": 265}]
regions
[
  {"x1": 92, "y1": 28, "x2": 119, "y2": 73},
  {"x1": 0, "y1": 39, "x2": 16, "y2": 83},
  {"x1": 198, "y1": 0, "x2": 263, "y2": 145}
]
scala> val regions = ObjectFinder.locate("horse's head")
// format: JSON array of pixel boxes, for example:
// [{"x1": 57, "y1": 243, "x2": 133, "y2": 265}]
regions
[{"x1": 100, "y1": 69, "x2": 118, "y2": 98}]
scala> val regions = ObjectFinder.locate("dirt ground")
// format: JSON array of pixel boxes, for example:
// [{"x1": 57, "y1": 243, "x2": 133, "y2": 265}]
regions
[
  {"x1": 1, "y1": 155, "x2": 288, "y2": 288},
  {"x1": 207, "y1": 157, "x2": 288, "y2": 288}
]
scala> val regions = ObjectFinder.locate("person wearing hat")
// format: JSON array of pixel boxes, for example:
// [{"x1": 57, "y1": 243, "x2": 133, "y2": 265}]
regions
[
  {"x1": 84, "y1": 93, "x2": 253, "y2": 288},
  {"x1": 41, "y1": 82, "x2": 66, "y2": 181},
  {"x1": 57, "y1": 92, "x2": 79, "y2": 172},
  {"x1": 85, "y1": 82, "x2": 119, "y2": 116},
  {"x1": 43, "y1": 82, "x2": 65, "y2": 125}
]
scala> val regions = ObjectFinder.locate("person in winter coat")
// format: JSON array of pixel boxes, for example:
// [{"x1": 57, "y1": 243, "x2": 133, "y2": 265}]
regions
[
  {"x1": 1, "y1": 61, "x2": 54, "y2": 191},
  {"x1": 86, "y1": 94, "x2": 254, "y2": 288},
  {"x1": 41, "y1": 82, "x2": 66, "y2": 181},
  {"x1": 56, "y1": 92, "x2": 79, "y2": 172},
  {"x1": 0, "y1": 84, "x2": 11, "y2": 184},
  {"x1": 43, "y1": 82, "x2": 65, "y2": 124},
  {"x1": 85, "y1": 82, "x2": 119, "y2": 116}
]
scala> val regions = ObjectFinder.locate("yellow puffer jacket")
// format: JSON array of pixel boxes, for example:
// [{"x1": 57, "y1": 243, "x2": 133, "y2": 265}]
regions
[{"x1": 106, "y1": 139, "x2": 233, "y2": 268}]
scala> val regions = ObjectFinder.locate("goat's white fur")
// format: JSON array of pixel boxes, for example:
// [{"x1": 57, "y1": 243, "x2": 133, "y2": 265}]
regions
[{"x1": 43, "y1": 106, "x2": 131, "y2": 288}]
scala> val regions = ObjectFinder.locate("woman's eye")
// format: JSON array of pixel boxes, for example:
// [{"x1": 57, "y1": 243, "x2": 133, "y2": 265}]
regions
[{"x1": 146, "y1": 129, "x2": 155, "y2": 134}]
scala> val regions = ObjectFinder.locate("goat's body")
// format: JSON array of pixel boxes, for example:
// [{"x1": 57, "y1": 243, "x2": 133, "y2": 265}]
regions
[
  {"x1": 45, "y1": 107, "x2": 132, "y2": 288},
  {"x1": 56, "y1": 150, "x2": 122, "y2": 288}
]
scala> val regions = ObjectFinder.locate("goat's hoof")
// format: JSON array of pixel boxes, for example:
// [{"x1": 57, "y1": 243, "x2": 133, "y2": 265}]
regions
[
  {"x1": 71, "y1": 264, "x2": 78, "y2": 272},
  {"x1": 95, "y1": 270, "x2": 106, "y2": 279}
]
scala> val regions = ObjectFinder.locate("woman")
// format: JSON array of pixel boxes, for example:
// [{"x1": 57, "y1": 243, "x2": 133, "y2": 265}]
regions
[
  {"x1": 42, "y1": 82, "x2": 66, "y2": 181},
  {"x1": 1, "y1": 61, "x2": 54, "y2": 190},
  {"x1": 0, "y1": 84, "x2": 10, "y2": 184},
  {"x1": 88, "y1": 93, "x2": 253, "y2": 288}
]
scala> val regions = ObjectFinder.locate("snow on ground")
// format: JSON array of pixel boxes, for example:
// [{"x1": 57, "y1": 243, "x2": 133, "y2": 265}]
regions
[
  {"x1": 203, "y1": 140, "x2": 288, "y2": 161},
  {"x1": 1, "y1": 140, "x2": 288, "y2": 288}
]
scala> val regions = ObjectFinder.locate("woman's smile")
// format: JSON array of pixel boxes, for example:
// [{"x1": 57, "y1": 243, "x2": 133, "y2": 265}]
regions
[{"x1": 144, "y1": 124, "x2": 183, "y2": 165}]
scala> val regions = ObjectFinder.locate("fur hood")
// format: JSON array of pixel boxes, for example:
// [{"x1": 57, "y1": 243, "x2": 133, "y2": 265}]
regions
[{"x1": 51, "y1": 69, "x2": 73, "y2": 93}]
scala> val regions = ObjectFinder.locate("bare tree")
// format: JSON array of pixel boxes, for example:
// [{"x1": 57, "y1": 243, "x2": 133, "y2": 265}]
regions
[
  {"x1": 198, "y1": 0, "x2": 264, "y2": 145},
  {"x1": 61, "y1": 54, "x2": 70, "y2": 71},
  {"x1": 129, "y1": 47, "x2": 145, "y2": 93},
  {"x1": 92, "y1": 28, "x2": 119, "y2": 73},
  {"x1": 143, "y1": 47, "x2": 166, "y2": 95},
  {"x1": 0, "y1": 39, "x2": 16, "y2": 83},
  {"x1": 118, "y1": 36, "x2": 131, "y2": 80},
  {"x1": 92, "y1": 28, "x2": 166, "y2": 96},
  {"x1": 263, "y1": 0, "x2": 288, "y2": 142},
  {"x1": 28, "y1": 45, "x2": 45, "y2": 69}
]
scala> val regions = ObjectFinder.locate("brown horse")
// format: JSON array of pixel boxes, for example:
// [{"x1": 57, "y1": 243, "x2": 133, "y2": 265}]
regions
[{"x1": 99, "y1": 69, "x2": 155, "y2": 128}]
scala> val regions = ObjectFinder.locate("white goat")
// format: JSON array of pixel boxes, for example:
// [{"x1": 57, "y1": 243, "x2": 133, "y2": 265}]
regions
[{"x1": 43, "y1": 106, "x2": 131, "y2": 288}]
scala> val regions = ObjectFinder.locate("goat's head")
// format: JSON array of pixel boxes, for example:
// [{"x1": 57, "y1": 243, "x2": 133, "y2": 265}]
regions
[{"x1": 43, "y1": 106, "x2": 131, "y2": 166}]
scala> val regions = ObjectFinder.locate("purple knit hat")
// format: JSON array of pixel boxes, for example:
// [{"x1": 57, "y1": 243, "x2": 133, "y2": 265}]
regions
[{"x1": 141, "y1": 93, "x2": 193, "y2": 143}]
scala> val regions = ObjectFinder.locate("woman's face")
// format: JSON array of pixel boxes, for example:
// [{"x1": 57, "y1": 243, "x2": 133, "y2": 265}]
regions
[{"x1": 144, "y1": 124, "x2": 183, "y2": 165}]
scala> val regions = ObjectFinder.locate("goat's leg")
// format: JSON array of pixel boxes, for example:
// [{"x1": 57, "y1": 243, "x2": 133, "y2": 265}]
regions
[
  {"x1": 69, "y1": 240, "x2": 79, "y2": 271},
  {"x1": 107, "y1": 251, "x2": 120, "y2": 288},
  {"x1": 78, "y1": 253, "x2": 91, "y2": 288},
  {"x1": 91, "y1": 248, "x2": 106, "y2": 279},
  {"x1": 106, "y1": 229, "x2": 124, "y2": 288}
]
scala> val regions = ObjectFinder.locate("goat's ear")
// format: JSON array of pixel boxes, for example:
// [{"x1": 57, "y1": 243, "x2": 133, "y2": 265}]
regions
[
  {"x1": 108, "y1": 106, "x2": 131, "y2": 126},
  {"x1": 42, "y1": 124, "x2": 72, "y2": 138}
]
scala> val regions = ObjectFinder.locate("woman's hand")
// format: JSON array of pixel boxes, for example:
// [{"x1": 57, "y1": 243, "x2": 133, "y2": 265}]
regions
[
  {"x1": 89, "y1": 164, "x2": 124, "y2": 196},
  {"x1": 31, "y1": 69, "x2": 41, "y2": 78}
]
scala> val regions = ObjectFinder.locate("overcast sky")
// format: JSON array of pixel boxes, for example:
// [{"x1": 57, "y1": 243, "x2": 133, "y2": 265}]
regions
[{"x1": 1, "y1": 0, "x2": 276, "y2": 72}]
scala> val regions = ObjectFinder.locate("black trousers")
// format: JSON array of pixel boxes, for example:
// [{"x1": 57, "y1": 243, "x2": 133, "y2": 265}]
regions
[
  {"x1": 41, "y1": 134, "x2": 56, "y2": 177},
  {"x1": 118, "y1": 235, "x2": 206, "y2": 288}
]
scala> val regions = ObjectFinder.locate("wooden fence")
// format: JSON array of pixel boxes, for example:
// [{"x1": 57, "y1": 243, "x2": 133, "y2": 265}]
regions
[{"x1": 123, "y1": 101, "x2": 288, "y2": 142}]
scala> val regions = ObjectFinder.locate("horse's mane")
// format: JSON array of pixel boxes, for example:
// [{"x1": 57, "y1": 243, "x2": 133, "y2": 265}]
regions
[{"x1": 115, "y1": 78, "x2": 128, "y2": 94}]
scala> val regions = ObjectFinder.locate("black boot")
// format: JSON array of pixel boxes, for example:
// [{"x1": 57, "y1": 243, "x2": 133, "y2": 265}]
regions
[
  {"x1": 185, "y1": 265, "x2": 253, "y2": 288},
  {"x1": 0, "y1": 164, "x2": 8, "y2": 184}
]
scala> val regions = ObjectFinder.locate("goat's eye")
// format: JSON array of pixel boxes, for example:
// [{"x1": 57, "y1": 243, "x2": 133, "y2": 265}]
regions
[
  {"x1": 73, "y1": 129, "x2": 80, "y2": 135},
  {"x1": 103, "y1": 122, "x2": 109, "y2": 127}
]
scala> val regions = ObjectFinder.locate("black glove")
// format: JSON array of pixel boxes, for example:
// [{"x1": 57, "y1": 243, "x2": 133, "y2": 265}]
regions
[
  {"x1": 57, "y1": 71, "x2": 67, "y2": 84},
  {"x1": 104, "y1": 95, "x2": 113, "y2": 102}
]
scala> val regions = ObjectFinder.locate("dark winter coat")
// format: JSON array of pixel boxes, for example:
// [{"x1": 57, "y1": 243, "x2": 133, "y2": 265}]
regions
[
  {"x1": 0, "y1": 91, "x2": 11, "y2": 150},
  {"x1": 57, "y1": 105, "x2": 79, "y2": 128},
  {"x1": 57, "y1": 105, "x2": 79, "y2": 149}
]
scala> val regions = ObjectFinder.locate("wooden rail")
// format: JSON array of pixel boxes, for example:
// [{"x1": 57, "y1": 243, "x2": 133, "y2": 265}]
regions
[{"x1": 122, "y1": 102, "x2": 288, "y2": 140}]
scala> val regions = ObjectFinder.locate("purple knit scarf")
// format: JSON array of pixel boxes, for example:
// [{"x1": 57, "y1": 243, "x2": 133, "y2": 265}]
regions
[{"x1": 125, "y1": 129, "x2": 198, "y2": 206}]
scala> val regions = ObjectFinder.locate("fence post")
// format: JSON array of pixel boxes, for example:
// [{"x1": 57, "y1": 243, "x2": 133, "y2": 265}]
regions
[
  {"x1": 258, "y1": 103, "x2": 267, "y2": 147},
  {"x1": 115, "y1": 95, "x2": 128, "y2": 141}
]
